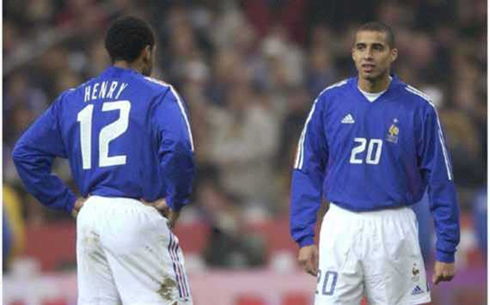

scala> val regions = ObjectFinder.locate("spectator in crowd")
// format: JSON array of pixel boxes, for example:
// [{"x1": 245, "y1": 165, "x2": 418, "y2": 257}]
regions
[
  {"x1": 197, "y1": 178, "x2": 265, "y2": 268},
  {"x1": 206, "y1": 81, "x2": 279, "y2": 208}
]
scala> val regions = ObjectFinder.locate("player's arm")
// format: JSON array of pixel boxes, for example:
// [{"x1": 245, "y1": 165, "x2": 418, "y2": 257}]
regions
[
  {"x1": 290, "y1": 95, "x2": 328, "y2": 275},
  {"x1": 12, "y1": 94, "x2": 80, "y2": 214},
  {"x1": 152, "y1": 87, "x2": 195, "y2": 213},
  {"x1": 418, "y1": 105, "x2": 460, "y2": 283}
]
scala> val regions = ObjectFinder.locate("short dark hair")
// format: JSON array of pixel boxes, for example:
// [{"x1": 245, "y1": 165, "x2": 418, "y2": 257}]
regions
[
  {"x1": 356, "y1": 22, "x2": 395, "y2": 48},
  {"x1": 105, "y1": 16, "x2": 155, "y2": 63}
]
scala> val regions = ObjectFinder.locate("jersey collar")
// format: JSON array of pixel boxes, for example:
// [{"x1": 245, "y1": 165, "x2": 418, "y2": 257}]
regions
[{"x1": 351, "y1": 74, "x2": 399, "y2": 103}]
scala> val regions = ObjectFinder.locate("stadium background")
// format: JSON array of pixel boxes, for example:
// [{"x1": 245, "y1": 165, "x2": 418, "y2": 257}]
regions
[{"x1": 2, "y1": 0, "x2": 486, "y2": 304}]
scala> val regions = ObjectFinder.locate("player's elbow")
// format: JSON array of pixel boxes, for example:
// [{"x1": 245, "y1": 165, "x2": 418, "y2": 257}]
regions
[
  {"x1": 11, "y1": 140, "x2": 36, "y2": 169},
  {"x1": 174, "y1": 139, "x2": 194, "y2": 155},
  {"x1": 11, "y1": 141, "x2": 26, "y2": 164},
  {"x1": 160, "y1": 138, "x2": 194, "y2": 158}
]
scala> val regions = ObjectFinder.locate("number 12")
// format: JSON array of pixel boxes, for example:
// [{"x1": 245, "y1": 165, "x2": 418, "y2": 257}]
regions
[{"x1": 77, "y1": 100, "x2": 131, "y2": 169}]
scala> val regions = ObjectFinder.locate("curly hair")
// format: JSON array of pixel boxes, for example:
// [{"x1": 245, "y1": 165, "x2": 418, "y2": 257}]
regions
[{"x1": 104, "y1": 16, "x2": 155, "y2": 63}]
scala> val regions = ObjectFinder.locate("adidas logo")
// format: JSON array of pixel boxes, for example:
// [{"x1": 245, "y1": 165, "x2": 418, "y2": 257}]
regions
[
  {"x1": 411, "y1": 285, "x2": 424, "y2": 295},
  {"x1": 341, "y1": 114, "x2": 355, "y2": 124}
]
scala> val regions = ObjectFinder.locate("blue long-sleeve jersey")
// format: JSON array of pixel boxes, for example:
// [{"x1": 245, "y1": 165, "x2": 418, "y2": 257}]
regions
[
  {"x1": 13, "y1": 66, "x2": 195, "y2": 213},
  {"x1": 290, "y1": 76, "x2": 460, "y2": 263}
]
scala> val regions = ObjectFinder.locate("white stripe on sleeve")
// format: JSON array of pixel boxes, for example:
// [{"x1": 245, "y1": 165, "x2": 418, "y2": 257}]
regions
[
  {"x1": 405, "y1": 86, "x2": 452, "y2": 180},
  {"x1": 295, "y1": 99, "x2": 319, "y2": 169},
  {"x1": 294, "y1": 80, "x2": 347, "y2": 170},
  {"x1": 169, "y1": 86, "x2": 195, "y2": 152}
]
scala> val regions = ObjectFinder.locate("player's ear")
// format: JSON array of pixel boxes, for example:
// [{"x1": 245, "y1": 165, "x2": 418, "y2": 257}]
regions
[
  {"x1": 390, "y1": 47, "x2": 398, "y2": 63},
  {"x1": 351, "y1": 31, "x2": 359, "y2": 61},
  {"x1": 143, "y1": 45, "x2": 152, "y2": 63}
]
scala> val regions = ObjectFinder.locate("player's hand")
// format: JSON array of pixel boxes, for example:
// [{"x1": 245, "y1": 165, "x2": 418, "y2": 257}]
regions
[
  {"x1": 166, "y1": 209, "x2": 180, "y2": 230},
  {"x1": 71, "y1": 197, "x2": 87, "y2": 218},
  {"x1": 432, "y1": 261, "x2": 455, "y2": 285},
  {"x1": 142, "y1": 198, "x2": 179, "y2": 229},
  {"x1": 298, "y1": 245, "x2": 319, "y2": 277},
  {"x1": 143, "y1": 198, "x2": 171, "y2": 217}
]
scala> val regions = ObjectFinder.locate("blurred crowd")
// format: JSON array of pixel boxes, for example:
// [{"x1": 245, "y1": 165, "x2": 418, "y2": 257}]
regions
[{"x1": 3, "y1": 0, "x2": 487, "y2": 269}]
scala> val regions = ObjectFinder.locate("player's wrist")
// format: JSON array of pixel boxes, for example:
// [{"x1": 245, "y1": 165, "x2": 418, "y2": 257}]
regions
[
  {"x1": 165, "y1": 197, "x2": 185, "y2": 212},
  {"x1": 298, "y1": 236, "x2": 315, "y2": 248},
  {"x1": 435, "y1": 250, "x2": 455, "y2": 263},
  {"x1": 66, "y1": 193, "x2": 79, "y2": 214}
]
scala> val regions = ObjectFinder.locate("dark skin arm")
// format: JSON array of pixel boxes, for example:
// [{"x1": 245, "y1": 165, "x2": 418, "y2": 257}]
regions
[{"x1": 142, "y1": 198, "x2": 180, "y2": 229}]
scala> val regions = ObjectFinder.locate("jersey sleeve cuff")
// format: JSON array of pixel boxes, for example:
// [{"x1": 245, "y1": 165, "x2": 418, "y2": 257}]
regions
[
  {"x1": 297, "y1": 236, "x2": 315, "y2": 248},
  {"x1": 165, "y1": 197, "x2": 187, "y2": 211},
  {"x1": 64, "y1": 193, "x2": 78, "y2": 214},
  {"x1": 436, "y1": 250, "x2": 455, "y2": 263},
  {"x1": 54, "y1": 191, "x2": 77, "y2": 214}
]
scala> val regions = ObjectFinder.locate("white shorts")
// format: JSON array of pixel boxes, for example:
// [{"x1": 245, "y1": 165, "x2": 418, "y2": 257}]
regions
[
  {"x1": 77, "y1": 196, "x2": 193, "y2": 305},
  {"x1": 315, "y1": 203, "x2": 431, "y2": 305}
]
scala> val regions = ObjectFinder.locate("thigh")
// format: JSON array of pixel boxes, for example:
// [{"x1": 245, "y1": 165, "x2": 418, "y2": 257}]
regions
[
  {"x1": 77, "y1": 200, "x2": 121, "y2": 305},
  {"x1": 102, "y1": 206, "x2": 193, "y2": 305},
  {"x1": 364, "y1": 211, "x2": 431, "y2": 305},
  {"x1": 315, "y1": 208, "x2": 364, "y2": 305}
]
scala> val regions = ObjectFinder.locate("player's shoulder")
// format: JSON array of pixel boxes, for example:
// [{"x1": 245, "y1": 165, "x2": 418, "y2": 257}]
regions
[
  {"x1": 141, "y1": 76, "x2": 172, "y2": 93},
  {"x1": 318, "y1": 78, "x2": 351, "y2": 98},
  {"x1": 142, "y1": 76, "x2": 186, "y2": 104},
  {"x1": 398, "y1": 81, "x2": 437, "y2": 113},
  {"x1": 53, "y1": 81, "x2": 87, "y2": 106},
  {"x1": 315, "y1": 78, "x2": 351, "y2": 107},
  {"x1": 57, "y1": 73, "x2": 102, "y2": 102}
]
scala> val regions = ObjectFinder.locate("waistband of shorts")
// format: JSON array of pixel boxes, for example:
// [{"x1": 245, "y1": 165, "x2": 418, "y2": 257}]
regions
[
  {"x1": 86, "y1": 195, "x2": 145, "y2": 206},
  {"x1": 329, "y1": 202, "x2": 413, "y2": 219}
]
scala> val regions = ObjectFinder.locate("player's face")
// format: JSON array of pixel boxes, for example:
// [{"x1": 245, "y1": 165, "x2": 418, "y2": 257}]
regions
[{"x1": 352, "y1": 31, "x2": 398, "y2": 81}]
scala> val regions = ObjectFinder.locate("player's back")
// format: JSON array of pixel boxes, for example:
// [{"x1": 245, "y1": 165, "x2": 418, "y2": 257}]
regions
[{"x1": 58, "y1": 66, "x2": 188, "y2": 201}]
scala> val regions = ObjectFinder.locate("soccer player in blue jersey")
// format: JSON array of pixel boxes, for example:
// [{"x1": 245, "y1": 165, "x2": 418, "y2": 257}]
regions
[
  {"x1": 13, "y1": 16, "x2": 195, "y2": 305},
  {"x1": 290, "y1": 22, "x2": 459, "y2": 304}
]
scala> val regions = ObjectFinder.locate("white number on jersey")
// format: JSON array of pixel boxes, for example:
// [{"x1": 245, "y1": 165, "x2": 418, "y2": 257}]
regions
[
  {"x1": 77, "y1": 100, "x2": 131, "y2": 170},
  {"x1": 349, "y1": 137, "x2": 383, "y2": 165}
]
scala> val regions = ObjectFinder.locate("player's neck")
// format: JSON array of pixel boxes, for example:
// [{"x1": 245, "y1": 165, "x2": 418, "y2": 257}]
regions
[
  {"x1": 357, "y1": 74, "x2": 391, "y2": 93},
  {"x1": 113, "y1": 61, "x2": 145, "y2": 75}
]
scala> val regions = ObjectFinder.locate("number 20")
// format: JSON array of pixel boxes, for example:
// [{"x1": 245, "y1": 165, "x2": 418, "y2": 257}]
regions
[
  {"x1": 349, "y1": 137, "x2": 383, "y2": 165},
  {"x1": 77, "y1": 100, "x2": 131, "y2": 169}
]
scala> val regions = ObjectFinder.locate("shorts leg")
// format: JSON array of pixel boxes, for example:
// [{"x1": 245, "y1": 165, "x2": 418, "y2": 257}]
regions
[
  {"x1": 77, "y1": 201, "x2": 121, "y2": 305},
  {"x1": 363, "y1": 209, "x2": 431, "y2": 305},
  {"x1": 166, "y1": 234, "x2": 193, "y2": 304},
  {"x1": 315, "y1": 206, "x2": 364, "y2": 305},
  {"x1": 101, "y1": 204, "x2": 193, "y2": 305}
]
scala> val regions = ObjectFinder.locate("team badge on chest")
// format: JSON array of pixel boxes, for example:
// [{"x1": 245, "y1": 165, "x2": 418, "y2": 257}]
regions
[{"x1": 386, "y1": 118, "x2": 399, "y2": 143}]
